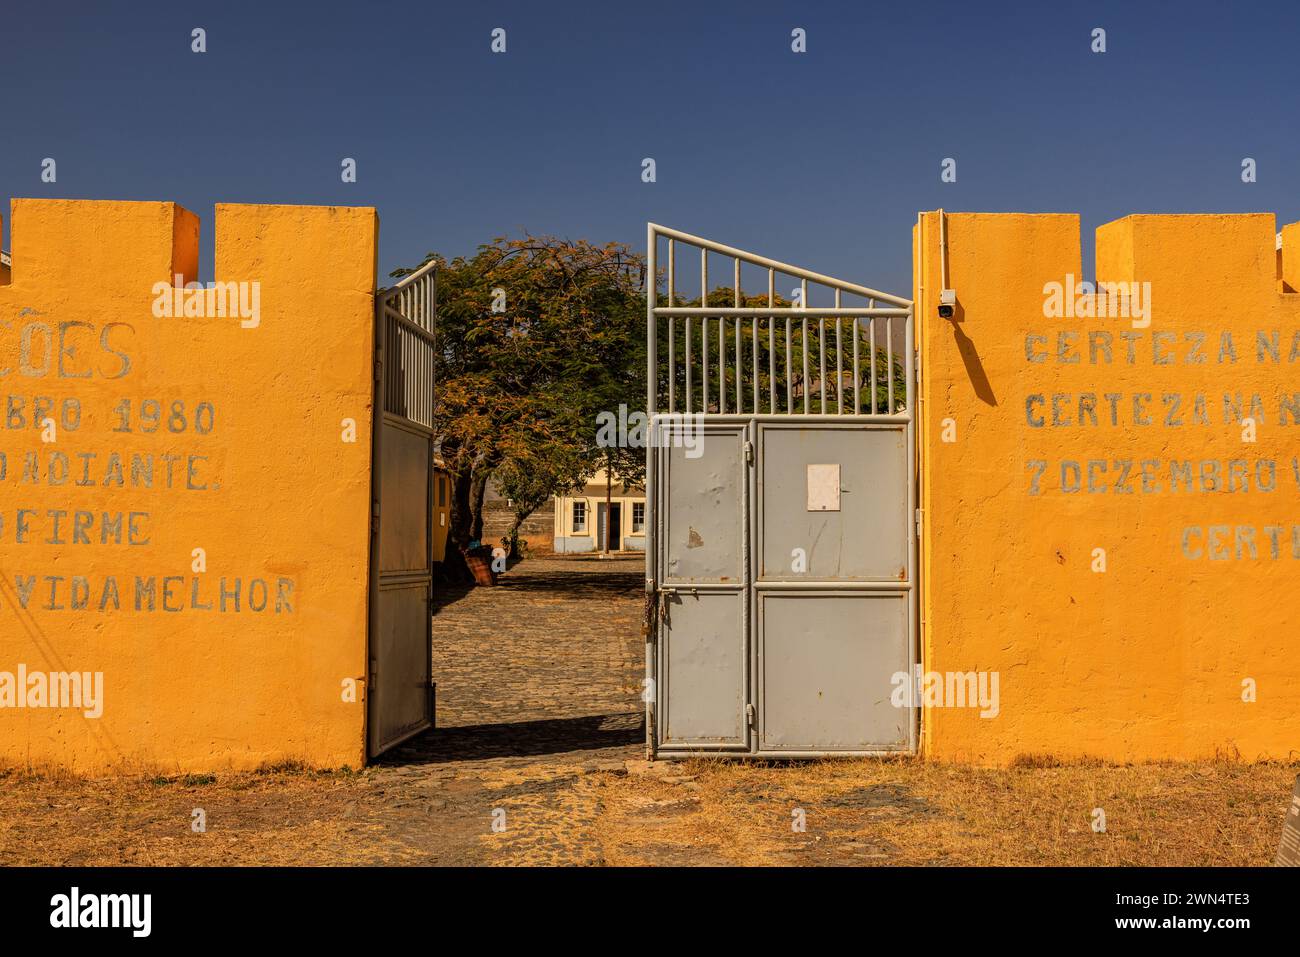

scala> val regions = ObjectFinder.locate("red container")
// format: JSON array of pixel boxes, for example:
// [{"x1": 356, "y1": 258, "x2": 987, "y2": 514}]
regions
[{"x1": 465, "y1": 548, "x2": 497, "y2": 586}]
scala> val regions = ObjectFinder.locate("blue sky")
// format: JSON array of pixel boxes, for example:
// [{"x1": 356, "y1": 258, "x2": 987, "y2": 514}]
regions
[{"x1": 3, "y1": 0, "x2": 1298, "y2": 296}]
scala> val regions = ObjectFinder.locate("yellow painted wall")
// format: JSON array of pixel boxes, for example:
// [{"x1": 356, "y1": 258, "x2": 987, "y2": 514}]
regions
[
  {"x1": 917, "y1": 211, "x2": 1300, "y2": 763},
  {"x1": 0, "y1": 199, "x2": 376, "y2": 773},
  {"x1": 432, "y1": 467, "x2": 450, "y2": 563}
]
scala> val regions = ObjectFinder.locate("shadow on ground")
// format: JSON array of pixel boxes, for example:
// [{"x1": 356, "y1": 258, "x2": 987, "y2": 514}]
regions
[
  {"x1": 433, "y1": 558, "x2": 643, "y2": 614},
  {"x1": 377, "y1": 711, "x2": 645, "y2": 766}
]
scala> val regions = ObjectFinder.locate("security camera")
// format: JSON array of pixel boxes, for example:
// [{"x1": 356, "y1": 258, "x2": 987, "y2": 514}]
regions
[{"x1": 938, "y1": 288, "x2": 957, "y2": 319}]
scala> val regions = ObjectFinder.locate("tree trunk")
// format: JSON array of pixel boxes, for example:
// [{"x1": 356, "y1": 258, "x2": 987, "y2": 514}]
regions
[
  {"x1": 505, "y1": 504, "x2": 539, "y2": 560},
  {"x1": 441, "y1": 465, "x2": 475, "y2": 584},
  {"x1": 469, "y1": 466, "x2": 491, "y2": 544}
]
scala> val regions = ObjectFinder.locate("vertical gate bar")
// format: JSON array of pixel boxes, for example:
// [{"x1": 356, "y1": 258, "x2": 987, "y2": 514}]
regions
[
  {"x1": 701, "y1": 248, "x2": 709, "y2": 412},
  {"x1": 734, "y1": 259, "x2": 742, "y2": 414},
  {"x1": 722, "y1": 315, "x2": 733, "y2": 413},
  {"x1": 835, "y1": 291, "x2": 843, "y2": 415},
  {"x1": 751, "y1": 318, "x2": 758, "y2": 414},
  {"x1": 668, "y1": 239, "x2": 675, "y2": 306},
  {"x1": 423, "y1": 289, "x2": 427, "y2": 415},
  {"x1": 685, "y1": 317, "x2": 693, "y2": 415},
  {"x1": 718, "y1": 317, "x2": 725, "y2": 415},
  {"x1": 818, "y1": 318, "x2": 826, "y2": 414},
  {"x1": 416, "y1": 282, "x2": 423, "y2": 419},
  {"x1": 721, "y1": 318, "x2": 728, "y2": 413},
  {"x1": 768, "y1": 269, "x2": 776, "y2": 414},
  {"x1": 644, "y1": 225, "x2": 657, "y2": 758},
  {"x1": 432, "y1": 270, "x2": 439, "y2": 422},
  {"x1": 801, "y1": 332, "x2": 809, "y2": 412},
  {"x1": 736, "y1": 318, "x2": 742, "y2": 414},
  {"x1": 425, "y1": 322, "x2": 434, "y2": 714},
  {"x1": 785, "y1": 316, "x2": 792, "y2": 413},
  {"x1": 724, "y1": 318, "x2": 730, "y2": 414},
  {"x1": 702, "y1": 314, "x2": 709, "y2": 412},
  {"x1": 869, "y1": 315, "x2": 877, "y2": 414},
  {"x1": 366, "y1": 291, "x2": 383, "y2": 756},
  {"x1": 906, "y1": 308, "x2": 914, "y2": 412},
  {"x1": 409, "y1": 298, "x2": 415, "y2": 418},
  {"x1": 887, "y1": 316, "x2": 894, "y2": 414},
  {"x1": 905, "y1": 298, "x2": 918, "y2": 753},
  {"x1": 852, "y1": 318, "x2": 860, "y2": 414},
  {"x1": 666, "y1": 238, "x2": 675, "y2": 413},
  {"x1": 647, "y1": 224, "x2": 657, "y2": 420},
  {"x1": 667, "y1": 317, "x2": 675, "y2": 414},
  {"x1": 801, "y1": 279, "x2": 809, "y2": 414}
]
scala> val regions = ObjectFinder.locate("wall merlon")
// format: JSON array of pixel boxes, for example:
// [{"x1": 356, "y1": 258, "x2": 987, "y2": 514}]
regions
[
  {"x1": 1097, "y1": 213, "x2": 1276, "y2": 310},
  {"x1": 3, "y1": 200, "x2": 198, "y2": 300},
  {"x1": 1278, "y1": 221, "x2": 1300, "y2": 293}
]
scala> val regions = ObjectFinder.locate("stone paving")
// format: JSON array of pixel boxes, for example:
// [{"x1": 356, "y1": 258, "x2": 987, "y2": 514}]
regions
[
  {"x1": 426, "y1": 554, "x2": 646, "y2": 735},
  {"x1": 363, "y1": 554, "x2": 650, "y2": 864}
]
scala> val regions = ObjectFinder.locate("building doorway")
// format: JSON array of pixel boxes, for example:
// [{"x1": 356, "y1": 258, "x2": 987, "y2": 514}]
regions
[{"x1": 601, "y1": 502, "x2": 622, "y2": 553}]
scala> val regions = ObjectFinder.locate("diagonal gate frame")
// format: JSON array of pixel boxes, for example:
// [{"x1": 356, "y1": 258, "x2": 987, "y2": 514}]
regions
[{"x1": 645, "y1": 224, "x2": 918, "y2": 758}]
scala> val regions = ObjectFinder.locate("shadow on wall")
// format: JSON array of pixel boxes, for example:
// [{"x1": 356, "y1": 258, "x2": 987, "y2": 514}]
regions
[{"x1": 945, "y1": 299, "x2": 998, "y2": 406}]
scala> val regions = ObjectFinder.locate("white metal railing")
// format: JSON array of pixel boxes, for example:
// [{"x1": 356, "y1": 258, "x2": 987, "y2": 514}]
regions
[
  {"x1": 646, "y1": 224, "x2": 913, "y2": 419},
  {"x1": 379, "y1": 260, "x2": 437, "y2": 430}
]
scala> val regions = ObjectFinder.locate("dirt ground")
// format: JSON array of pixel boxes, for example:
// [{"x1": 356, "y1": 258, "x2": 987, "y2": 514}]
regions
[{"x1": 1, "y1": 555, "x2": 1294, "y2": 866}]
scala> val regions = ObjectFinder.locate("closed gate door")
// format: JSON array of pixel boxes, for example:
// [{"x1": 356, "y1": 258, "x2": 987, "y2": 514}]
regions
[
  {"x1": 645, "y1": 224, "x2": 917, "y2": 758},
  {"x1": 368, "y1": 263, "x2": 437, "y2": 757},
  {"x1": 655, "y1": 422, "x2": 749, "y2": 749},
  {"x1": 755, "y1": 423, "x2": 911, "y2": 752}
]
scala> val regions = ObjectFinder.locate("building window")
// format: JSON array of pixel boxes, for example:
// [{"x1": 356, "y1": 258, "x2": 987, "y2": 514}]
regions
[
  {"x1": 572, "y1": 500, "x2": 587, "y2": 533},
  {"x1": 437, "y1": 476, "x2": 447, "y2": 507},
  {"x1": 632, "y1": 502, "x2": 645, "y2": 533}
]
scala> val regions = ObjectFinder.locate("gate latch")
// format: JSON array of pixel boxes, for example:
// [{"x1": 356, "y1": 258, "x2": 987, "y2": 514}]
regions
[
  {"x1": 744, "y1": 440, "x2": 754, "y2": 465},
  {"x1": 745, "y1": 703, "x2": 755, "y2": 726},
  {"x1": 659, "y1": 586, "x2": 698, "y2": 598}
]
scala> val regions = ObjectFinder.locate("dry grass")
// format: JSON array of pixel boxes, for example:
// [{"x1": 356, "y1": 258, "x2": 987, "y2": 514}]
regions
[
  {"x1": 1, "y1": 757, "x2": 1293, "y2": 866},
  {"x1": 593, "y1": 757, "x2": 1295, "y2": 866}
]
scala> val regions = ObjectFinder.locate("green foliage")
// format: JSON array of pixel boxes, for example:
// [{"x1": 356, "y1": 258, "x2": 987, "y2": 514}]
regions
[
  {"x1": 655, "y1": 289, "x2": 906, "y2": 414},
  {"x1": 391, "y1": 235, "x2": 647, "y2": 562}
]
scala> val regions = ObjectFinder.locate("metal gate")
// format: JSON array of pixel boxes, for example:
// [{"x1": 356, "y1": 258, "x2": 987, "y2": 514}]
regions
[
  {"x1": 645, "y1": 224, "x2": 917, "y2": 757},
  {"x1": 368, "y1": 262, "x2": 437, "y2": 757}
]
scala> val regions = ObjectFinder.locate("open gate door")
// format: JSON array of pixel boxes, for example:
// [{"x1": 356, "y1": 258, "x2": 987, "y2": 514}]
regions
[
  {"x1": 368, "y1": 263, "x2": 437, "y2": 757},
  {"x1": 646, "y1": 224, "x2": 918, "y2": 758}
]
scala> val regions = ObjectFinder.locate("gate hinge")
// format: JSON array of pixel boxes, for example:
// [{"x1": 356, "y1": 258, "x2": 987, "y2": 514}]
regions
[
  {"x1": 744, "y1": 440, "x2": 754, "y2": 465},
  {"x1": 915, "y1": 507, "x2": 923, "y2": 538},
  {"x1": 745, "y1": 703, "x2": 755, "y2": 726}
]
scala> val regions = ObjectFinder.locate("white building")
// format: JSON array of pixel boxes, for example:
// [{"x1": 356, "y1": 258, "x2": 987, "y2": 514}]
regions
[{"x1": 552, "y1": 469, "x2": 646, "y2": 553}]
